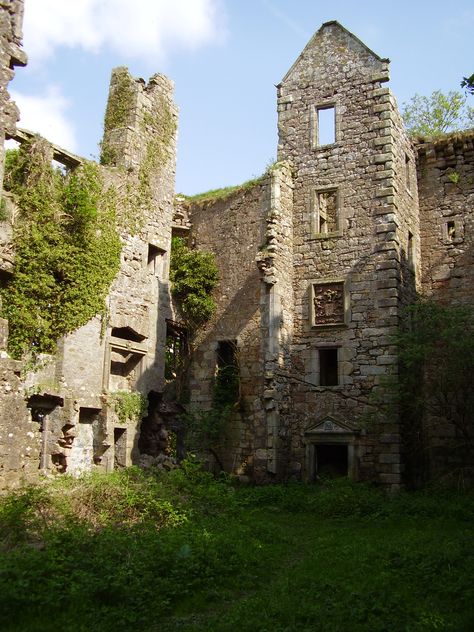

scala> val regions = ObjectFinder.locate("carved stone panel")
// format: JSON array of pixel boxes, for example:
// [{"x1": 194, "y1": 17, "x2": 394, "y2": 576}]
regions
[{"x1": 312, "y1": 281, "x2": 345, "y2": 326}]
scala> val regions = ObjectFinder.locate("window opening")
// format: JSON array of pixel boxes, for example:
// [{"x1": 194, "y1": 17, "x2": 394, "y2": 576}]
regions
[
  {"x1": 317, "y1": 106, "x2": 336, "y2": 146},
  {"x1": 316, "y1": 189, "x2": 338, "y2": 234},
  {"x1": 108, "y1": 327, "x2": 147, "y2": 390},
  {"x1": 319, "y1": 348, "x2": 338, "y2": 386},
  {"x1": 446, "y1": 221, "x2": 456, "y2": 241},
  {"x1": 215, "y1": 340, "x2": 239, "y2": 407},
  {"x1": 111, "y1": 326, "x2": 146, "y2": 343},
  {"x1": 147, "y1": 244, "x2": 165, "y2": 277},
  {"x1": 316, "y1": 444, "x2": 348, "y2": 478},
  {"x1": 165, "y1": 321, "x2": 187, "y2": 381}
]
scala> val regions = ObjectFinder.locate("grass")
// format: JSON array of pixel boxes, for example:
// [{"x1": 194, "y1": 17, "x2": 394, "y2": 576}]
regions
[
  {"x1": 180, "y1": 175, "x2": 264, "y2": 205},
  {"x1": 0, "y1": 465, "x2": 473, "y2": 631}
]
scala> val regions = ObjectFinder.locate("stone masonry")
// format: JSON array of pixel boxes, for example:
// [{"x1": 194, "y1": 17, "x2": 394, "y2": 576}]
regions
[{"x1": 0, "y1": 9, "x2": 473, "y2": 489}]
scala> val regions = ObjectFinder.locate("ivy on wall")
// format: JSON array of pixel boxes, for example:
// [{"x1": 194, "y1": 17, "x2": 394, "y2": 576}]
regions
[
  {"x1": 1, "y1": 138, "x2": 121, "y2": 359},
  {"x1": 100, "y1": 67, "x2": 136, "y2": 166},
  {"x1": 169, "y1": 237, "x2": 219, "y2": 330}
]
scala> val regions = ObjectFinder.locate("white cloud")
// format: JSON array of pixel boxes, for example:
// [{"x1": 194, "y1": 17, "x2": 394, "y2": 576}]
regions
[
  {"x1": 23, "y1": 0, "x2": 224, "y2": 62},
  {"x1": 11, "y1": 87, "x2": 77, "y2": 151}
]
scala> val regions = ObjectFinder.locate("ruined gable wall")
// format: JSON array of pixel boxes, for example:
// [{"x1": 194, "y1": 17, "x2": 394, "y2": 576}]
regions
[{"x1": 277, "y1": 23, "x2": 410, "y2": 489}]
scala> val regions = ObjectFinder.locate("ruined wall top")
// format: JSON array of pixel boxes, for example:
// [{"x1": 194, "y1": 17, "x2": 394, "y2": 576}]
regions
[{"x1": 100, "y1": 67, "x2": 178, "y2": 171}]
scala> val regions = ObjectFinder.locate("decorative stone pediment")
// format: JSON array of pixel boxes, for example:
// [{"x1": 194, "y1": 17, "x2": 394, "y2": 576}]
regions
[{"x1": 305, "y1": 415, "x2": 357, "y2": 435}]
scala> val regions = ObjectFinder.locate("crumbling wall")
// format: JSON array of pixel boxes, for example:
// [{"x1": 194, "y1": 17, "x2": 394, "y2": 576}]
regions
[
  {"x1": 0, "y1": 0, "x2": 26, "y2": 188},
  {"x1": 416, "y1": 132, "x2": 474, "y2": 478},
  {"x1": 0, "y1": 60, "x2": 178, "y2": 486},
  {"x1": 417, "y1": 133, "x2": 474, "y2": 304}
]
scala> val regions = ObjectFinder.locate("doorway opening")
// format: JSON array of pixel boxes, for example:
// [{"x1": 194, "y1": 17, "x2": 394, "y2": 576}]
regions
[{"x1": 316, "y1": 444, "x2": 348, "y2": 478}]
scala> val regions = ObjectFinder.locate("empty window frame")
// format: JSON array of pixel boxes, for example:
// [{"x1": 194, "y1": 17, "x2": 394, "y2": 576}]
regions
[
  {"x1": 215, "y1": 340, "x2": 239, "y2": 406},
  {"x1": 319, "y1": 348, "x2": 339, "y2": 386},
  {"x1": 314, "y1": 105, "x2": 336, "y2": 146},
  {"x1": 314, "y1": 188, "x2": 339, "y2": 235}
]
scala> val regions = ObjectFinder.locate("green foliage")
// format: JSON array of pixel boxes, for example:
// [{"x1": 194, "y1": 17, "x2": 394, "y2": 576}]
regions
[
  {"x1": 0, "y1": 197, "x2": 7, "y2": 222},
  {"x1": 397, "y1": 300, "x2": 474, "y2": 478},
  {"x1": 402, "y1": 89, "x2": 474, "y2": 137},
  {"x1": 461, "y1": 73, "x2": 474, "y2": 94},
  {"x1": 447, "y1": 170, "x2": 460, "y2": 184},
  {"x1": 169, "y1": 237, "x2": 218, "y2": 329},
  {"x1": 100, "y1": 67, "x2": 136, "y2": 165},
  {"x1": 110, "y1": 391, "x2": 148, "y2": 424},
  {"x1": 1, "y1": 140, "x2": 121, "y2": 358},
  {"x1": 186, "y1": 345, "x2": 240, "y2": 456},
  {"x1": 0, "y1": 472, "x2": 473, "y2": 631}
]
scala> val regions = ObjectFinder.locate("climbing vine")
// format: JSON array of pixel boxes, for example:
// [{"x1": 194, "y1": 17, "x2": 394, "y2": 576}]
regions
[
  {"x1": 169, "y1": 237, "x2": 219, "y2": 330},
  {"x1": 1, "y1": 138, "x2": 121, "y2": 359},
  {"x1": 100, "y1": 67, "x2": 136, "y2": 166}
]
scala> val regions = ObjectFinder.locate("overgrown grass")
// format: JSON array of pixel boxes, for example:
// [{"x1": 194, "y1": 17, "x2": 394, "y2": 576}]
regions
[
  {"x1": 181, "y1": 175, "x2": 264, "y2": 206},
  {"x1": 0, "y1": 467, "x2": 473, "y2": 631}
]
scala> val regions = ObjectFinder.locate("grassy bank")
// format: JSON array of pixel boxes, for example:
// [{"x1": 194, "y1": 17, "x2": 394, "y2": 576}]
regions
[{"x1": 0, "y1": 465, "x2": 473, "y2": 631}]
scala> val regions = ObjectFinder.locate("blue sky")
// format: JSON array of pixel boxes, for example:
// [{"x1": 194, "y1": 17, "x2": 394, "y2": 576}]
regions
[{"x1": 9, "y1": 0, "x2": 474, "y2": 194}]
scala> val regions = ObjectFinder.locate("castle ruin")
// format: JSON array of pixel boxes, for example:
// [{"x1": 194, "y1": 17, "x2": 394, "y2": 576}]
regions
[{"x1": 1, "y1": 2, "x2": 473, "y2": 491}]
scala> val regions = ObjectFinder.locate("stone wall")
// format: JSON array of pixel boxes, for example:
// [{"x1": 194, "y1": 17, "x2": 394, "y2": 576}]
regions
[
  {"x1": 417, "y1": 133, "x2": 474, "y2": 304},
  {"x1": 0, "y1": 60, "x2": 178, "y2": 486},
  {"x1": 0, "y1": 0, "x2": 26, "y2": 188},
  {"x1": 276, "y1": 22, "x2": 413, "y2": 489},
  {"x1": 183, "y1": 181, "x2": 269, "y2": 474},
  {"x1": 416, "y1": 132, "x2": 474, "y2": 477},
  {"x1": 1, "y1": 5, "x2": 473, "y2": 489}
]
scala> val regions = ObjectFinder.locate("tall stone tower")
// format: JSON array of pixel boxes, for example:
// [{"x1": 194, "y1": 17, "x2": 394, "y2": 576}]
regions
[{"x1": 276, "y1": 22, "x2": 419, "y2": 489}]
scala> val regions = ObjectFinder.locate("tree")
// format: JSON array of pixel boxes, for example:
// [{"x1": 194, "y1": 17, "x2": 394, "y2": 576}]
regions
[
  {"x1": 401, "y1": 89, "x2": 474, "y2": 137},
  {"x1": 461, "y1": 73, "x2": 474, "y2": 95},
  {"x1": 397, "y1": 301, "x2": 474, "y2": 482}
]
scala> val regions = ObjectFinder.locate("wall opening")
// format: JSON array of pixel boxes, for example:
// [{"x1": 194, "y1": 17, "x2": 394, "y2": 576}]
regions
[
  {"x1": 317, "y1": 106, "x2": 336, "y2": 146},
  {"x1": 407, "y1": 231, "x2": 414, "y2": 268},
  {"x1": 316, "y1": 444, "x2": 348, "y2": 478},
  {"x1": 165, "y1": 321, "x2": 187, "y2": 381},
  {"x1": 215, "y1": 340, "x2": 239, "y2": 407},
  {"x1": 405, "y1": 154, "x2": 411, "y2": 191},
  {"x1": 319, "y1": 348, "x2": 338, "y2": 386},
  {"x1": 446, "y1": 220, "x2": 456, "y2": 241},
  {"x1": 111, "y1": 326, "x2": 146, "y2": 343},
  {"x1": 315, "y1": 189, "x2": 338, "y2": 234},
  {"x1": 110, "y1": 349, "x2": 143, "y2": 380},
  {"x1": 147, "y1": 244, "x2": 165, "y2": 277},
  {"x1": 114, "y1": 427, "x2": 127, "y2": 468}
]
